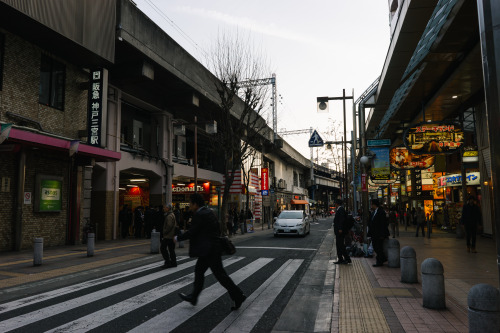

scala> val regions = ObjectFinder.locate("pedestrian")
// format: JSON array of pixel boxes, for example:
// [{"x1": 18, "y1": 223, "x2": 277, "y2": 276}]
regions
[
  {"x1": 119, "y1": 204, "x2": 131, "y2": 239},
  {"x1": 415, "y1": 206, "x2": 425, "y2": 237},
  {"x1": 367, "y1": 199, "x2": 389, "y2": 267},
  {"x1": 411, "y1": 207, "x2": 416, "y2": 225},
  {"x1": 175, "y1": 193, "x2": 247, "y2": 310},
  {"x1": 239, "y1": 209, "x2": 246, "y2": 234},
  {"x1": 226, "y1": 210, "x2": 234, "y2": 236},
  {"x1": 461, "y1": 196, "x2": 482, "y2": 253},
  {"x1": 389, "y1": 206, "x2": 399, "y2": 238},
  {"x1": 232, "y1": 207, "x2": 239, "y2": 235},
  {"x1": 144, "y1": 206, "x2": 154, "y2": 239},
  {"x1": 333, "y1": 199, "x2": 351, "y2": 264},
  {"x1": 134, "y1": 206, "x2": 144, "y2": 238},
  {"x1": 161, "y1": 204, "x2": 177, "y2": 268}
]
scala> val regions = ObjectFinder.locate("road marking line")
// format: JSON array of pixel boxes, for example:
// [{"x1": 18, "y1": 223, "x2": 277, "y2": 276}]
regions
[
  {"x1": 127, "y1": 258, "x2": 275, "y2": 333},
  {"x1": 0, "y1": 257, "x2": 244, "y2": 332},
  {"x1": 236, "y1": 246, "x2": 316, "y2": 251},
  {"x1": 0, "y1": 256, "x2": 186, "y2": 314},
  {"x1": 212, "y1": 259, "x2": 303, "y2": 333}
]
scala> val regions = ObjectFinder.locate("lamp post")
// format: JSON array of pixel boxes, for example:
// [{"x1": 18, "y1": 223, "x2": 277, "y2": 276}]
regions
[{"x1": 317, "y1": 89, "x2": 354, "y2": 211}]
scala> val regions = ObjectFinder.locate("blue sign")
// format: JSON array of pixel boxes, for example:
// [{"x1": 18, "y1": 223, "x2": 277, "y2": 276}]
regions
[
  {"x1": 308, "y1": 130, "x2": 324, "y2": 147},
  {"x1": 261, "y1": 190, "x2": 269, "y2": 196},
  {"x1": 367, "y1": 139, "x2": 391, "y2": 147}
]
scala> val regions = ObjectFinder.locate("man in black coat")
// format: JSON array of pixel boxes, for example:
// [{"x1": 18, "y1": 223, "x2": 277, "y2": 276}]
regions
[
  {"x1": 461, "y1": 196, "x2": 482, "y2": 253},
  {"x1": 368, "y1": 199, "x2": 389, "y2": 267},
  {"x1": 175, "y1": 193, "x2": 246, "y2": 310},
  {"x1": 333, "y1": 199, "x2": 351, "y2": 264}
]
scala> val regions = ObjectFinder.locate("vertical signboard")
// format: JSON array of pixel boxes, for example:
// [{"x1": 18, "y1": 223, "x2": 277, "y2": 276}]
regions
[
  {"x1": 413, "y1": 170, "x2": 422, "y2": 197},
  {"x1": 261, "y1": 168, "x2": 269, "y2": 196},
  {"x1": 87, "y1": 69, "x2": 104, "y2": 147},
  {"x1": 370, "y1": 147, "x2": 391, "y2": 180}
]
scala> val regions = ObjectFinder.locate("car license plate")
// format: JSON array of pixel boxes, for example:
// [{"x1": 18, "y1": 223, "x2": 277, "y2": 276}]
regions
[{"x1": 284, "y1": 228, "x2": 290, "y2": 232}]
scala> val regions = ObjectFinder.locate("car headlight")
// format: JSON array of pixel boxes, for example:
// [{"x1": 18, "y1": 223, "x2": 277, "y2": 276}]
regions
[
  {"x1": 274, "y1": 222, "x2": 280, "y2": 227},
  {"x1": 296, "y1": 223, "x2": 303, "y2": 227}
]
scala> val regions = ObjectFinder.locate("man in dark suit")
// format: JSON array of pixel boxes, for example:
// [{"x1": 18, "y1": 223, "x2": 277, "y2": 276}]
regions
[
  {"x1": 333, "y1": 199, "x2": 351, "y2": 264},
  {"x1": 367, "y1": 199, "x2": 389, "y2": 267},
  {"x1": 175, "y1": 193, "x2": 246, "y2": 310}
]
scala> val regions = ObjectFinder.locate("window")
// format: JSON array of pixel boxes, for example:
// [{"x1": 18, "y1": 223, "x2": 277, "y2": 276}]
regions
[
  {"x1": 0, "y1": 33, "x2": 4, "y2": 90},
  {"x1": 293, "y1": 171, "x2": 298, "y2": 187},
  {"x1": 39, "y1": 54, "x2": 65, "y2": 110}
]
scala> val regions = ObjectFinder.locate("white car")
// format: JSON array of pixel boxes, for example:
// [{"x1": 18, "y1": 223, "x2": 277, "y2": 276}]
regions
[{"x1": 273, "y1": 210, "x2": 310, "y2": 237}]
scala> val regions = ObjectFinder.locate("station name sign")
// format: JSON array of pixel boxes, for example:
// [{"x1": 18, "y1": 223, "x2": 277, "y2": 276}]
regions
[{"x1": 403, "y1": 122, "x2": 464, "y2": 154}]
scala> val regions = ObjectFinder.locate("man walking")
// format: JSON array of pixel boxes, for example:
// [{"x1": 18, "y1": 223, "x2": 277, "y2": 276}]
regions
[
  {"x1": 333, "y1": 199, "x2": 351, "y2": 264},
  {"x1": 461, "y1": 196, "x2": 482, "y2": 253},
  {"x1": 368, "y1": 199, "x2": 389, "y2": 267},
  {"x1": 176, "y1": 193, "x2": 246, "y2": 310},
  {"x1": 161, "y1": 204, "x2": 177, "y2": 268},
  {"x1": 415, "y1": 206, "x2": 425, "y2": 237}
]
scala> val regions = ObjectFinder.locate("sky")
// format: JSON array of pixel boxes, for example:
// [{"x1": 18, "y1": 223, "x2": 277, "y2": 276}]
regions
[{"x1": 133, "y1": 0, "x2": 391, "y2": 165}]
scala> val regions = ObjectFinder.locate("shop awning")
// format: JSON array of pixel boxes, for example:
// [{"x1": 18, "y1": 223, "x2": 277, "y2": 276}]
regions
[
  {"x1": 291, "y1": 199, "x2": 309, "y2": 205},
  {"x1": 5, "y1": 127, "x2": 121, "y2": 162}
]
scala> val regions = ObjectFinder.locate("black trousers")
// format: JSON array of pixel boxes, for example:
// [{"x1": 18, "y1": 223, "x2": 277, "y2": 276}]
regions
[
  {"x1": 465, "y1": 225, "x2": 477, "y2": 248},
  {"x1": 415, "y1": 223, "x2": 425, "y2": 237},
  {"x1": 335, "y1": 233, "x2": 350, "y2": 261},
  {"x1": 160, "y1": 238, "x2": 177, "y2": 265},
  {"x1": 192, "y1": 251, "x2": 243, "y2": 302},
  {"x1": 372, "y1": 237, "x2": 386, "y2": 265}
]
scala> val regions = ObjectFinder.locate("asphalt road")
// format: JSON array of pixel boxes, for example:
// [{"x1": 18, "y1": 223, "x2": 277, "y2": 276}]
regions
[{"x1": 0, "y1": 217, "x2": 334, "y2": 333}]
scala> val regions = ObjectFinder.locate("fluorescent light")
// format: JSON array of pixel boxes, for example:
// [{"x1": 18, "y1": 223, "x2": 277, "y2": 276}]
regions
[
  {"x1": 130, "y1": 178, "x2": 147, "y2": 182},
  {"x1": 119, "y1": 187, "x2": 126, "y2": 190},
  {"x1": 176, "y1": 183, "x2": 185, "y2": 186},
  {"x1": 452, "y1": 95, "x2": 458, "y2": 99},
  {"x1": 127, "y1": 184, "x2": 138, "y2": 187}
]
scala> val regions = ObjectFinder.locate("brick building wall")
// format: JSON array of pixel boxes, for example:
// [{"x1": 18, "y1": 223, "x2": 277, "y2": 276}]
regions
[{"x1": 0, "y1": 30, "x2": 90, "y2": 251}]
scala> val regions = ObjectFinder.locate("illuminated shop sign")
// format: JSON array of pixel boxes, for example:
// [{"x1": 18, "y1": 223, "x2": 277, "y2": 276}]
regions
[
  {"x1": 172, "y1": 183, "x2": 210, "y2": 194},
  {"x1": 437, "y1": 172, "x2": 480, "y2": 187},
  {"x1": 462, "y1": 148, "x2": 479, "y2": 163},
  {"x1": 389, "y1": 146, "x2": 435, "y2": 170},
  {"x1": 34, "y1": 174, "x2": 63, "y2": 212},
  {"x1": 403, "y1": 122, "x2": 464, "y2": 154}
]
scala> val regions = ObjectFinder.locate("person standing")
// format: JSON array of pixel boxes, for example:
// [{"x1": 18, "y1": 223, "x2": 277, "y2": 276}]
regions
[
  {"x1": 389, "y1": 206, "x2": 399, "y2": 238},
  {"x1": 333, "y1": 199, "x2": 351, "y2": 264},
  {"x1": 143, "y1": 206, "x2": 154, "y2": 239},
  {"x1": 176, "y1": 193, "x2": 246, "y2": 310},
  {"x1": 134, "y1": 206, "x2": 144, "y2": 238},
  {"x1": 119, "y1": 204, "x2": 131, "y2": 239},
  {"x1": 161, "y1": 204, "x2": 177, "y2": 268},
  {"x1": 461, "y1": 196, "x2": 482, "y2": 253},
  {"x1": 415, "y1": 206, "x2": 426, "y2": 237},
  {"x1": 368, "y1": 199, "x2": 389, "y2": 267}
]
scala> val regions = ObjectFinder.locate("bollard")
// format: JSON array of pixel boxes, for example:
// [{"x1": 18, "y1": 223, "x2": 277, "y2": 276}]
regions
[
  {"x1": 151, "y1": 231, "x2": 160, "y2": 254},
  {"x1": 383, "y1": 238, "x2": 389, "y2": 261},
  {"x1": 468, "y1": 283, "x2": 500, "y2": 332},
  {"x1": 87, "y1": 233, "x2": 95, "y2": 257},
  {"x1": 421, "y1": 258, "x2": 445, "y2": 309},
  {"x1": 33, "y1": 238, "x2": 43, "y2": 266},
  {"x1": 387, "y1": 238, "x2": 400, "y2": 268},
  {"x1": 400, "y1": 246, "x2": 418, "y2": 283}
]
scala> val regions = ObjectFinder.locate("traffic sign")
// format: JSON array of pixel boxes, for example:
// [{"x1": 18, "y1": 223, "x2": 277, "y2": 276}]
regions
[
  {"x1": 367, "y1": 139, "x2": 391, "y2": 147},
  {"x1": 308, "y1": 130, "x2": 324, "y2": 147},
  {"x1": 261, "y1": 190, "x2": 269, "y2": 196}
]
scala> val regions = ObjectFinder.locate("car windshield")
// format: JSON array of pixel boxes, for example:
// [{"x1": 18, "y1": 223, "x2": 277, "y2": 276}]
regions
[{"x1": 278, "y1": 211, "x2": 303, "y2": 219}]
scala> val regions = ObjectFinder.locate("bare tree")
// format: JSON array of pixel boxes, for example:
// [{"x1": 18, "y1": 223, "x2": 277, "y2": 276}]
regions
[
  {"x1": 319, "y1": 118, "x2": 344, "y2": 173},
  {"x1": 206, "y1": 31, "x2": 271, "y2": 233}
]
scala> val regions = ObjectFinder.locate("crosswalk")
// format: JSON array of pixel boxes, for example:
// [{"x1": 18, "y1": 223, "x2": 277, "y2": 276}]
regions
[{"x1": 0, "y1": 256, "x2": 305, "y2": 333}]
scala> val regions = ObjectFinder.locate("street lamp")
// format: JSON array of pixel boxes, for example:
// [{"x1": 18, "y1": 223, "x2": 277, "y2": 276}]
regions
[{"x1": 317, "y1": 89, "x2": 354, "y2": 211}]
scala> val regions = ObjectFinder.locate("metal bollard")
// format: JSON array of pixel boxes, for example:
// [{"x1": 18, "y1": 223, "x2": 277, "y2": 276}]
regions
[
  {"x1": 468, "y1": 283, "x2": 500, "y2": 332},
  {"x1": 150, "y1": 231, "x2": 160, "y2": 254},
  {"x1": 33, "y1": 238, "x2": 43, "y2": 266},
  {"x1": 421, "y1": 258, "x2": 445, "y2": 309},
  {"x1": 400, "y1": 246, "x2": 418, "y2": 283},
  {"x1": 87, "y1": 233, "x2": 95, "y2": 257},
  {"x1": 387, "y1": 238, "x2": 400, "y2": 268}
]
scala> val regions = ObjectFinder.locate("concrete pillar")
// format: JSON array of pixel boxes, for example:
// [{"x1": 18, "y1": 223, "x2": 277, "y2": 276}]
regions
[
  {"x1": 421, "y1": 258, "x2": 445, "y2": 309},
  {"x1": 387, "y1": 238, "x2": 400, "y2": 268},
  {"x1": 87, "y1": 233, "x2": 95, "y2": 257},
  {"x1": 151, "y1": 231, "x2": 160, "y2": 254},
  {"x1": 400, "y1": 246, "x2": 418, "y2": 283},
  {"x1": 468, "y1": 283, "x2": 500, "y2": 332},
  {"x1": 33, "y1": 238, "x2": 43, "y2": 266}
]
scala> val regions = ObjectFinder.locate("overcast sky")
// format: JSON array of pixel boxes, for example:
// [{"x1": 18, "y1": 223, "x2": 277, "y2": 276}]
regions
[{"x1": 133, "y1": 0, "x2": 391, "y2": 163}]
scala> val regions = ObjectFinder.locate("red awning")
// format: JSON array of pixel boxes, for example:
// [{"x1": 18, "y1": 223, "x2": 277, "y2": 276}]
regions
[
  {"x1": 291, "y1": 199, "x2": 309, "y2": 205},
  {"x1": 6, "y1": 128, "x2": 121, "y2": 162}
]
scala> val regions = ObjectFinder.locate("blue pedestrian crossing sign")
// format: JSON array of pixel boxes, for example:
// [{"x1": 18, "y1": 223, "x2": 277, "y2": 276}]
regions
[{"x1": 308, "y1": 130, "x2": 324, "y2": 147}]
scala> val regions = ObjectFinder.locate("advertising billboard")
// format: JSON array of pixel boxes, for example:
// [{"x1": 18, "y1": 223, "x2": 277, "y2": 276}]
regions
[
  {"x1": 34, "y1": 174, "x2": 63, "y2": 212},
  {"x1": 390, "y1": 146, "x2": 435, "y2": 170},
  {"x1": 370, "y1": 147, "x2": 390, "y2": 180},
  {"x1": 403, "y1": 122, "x2": 464, "y2": 154}
]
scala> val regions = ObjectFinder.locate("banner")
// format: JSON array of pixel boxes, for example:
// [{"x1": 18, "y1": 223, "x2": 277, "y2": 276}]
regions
[{"x1": 370, "y1": 147, "x2": 390, "y2": 180}]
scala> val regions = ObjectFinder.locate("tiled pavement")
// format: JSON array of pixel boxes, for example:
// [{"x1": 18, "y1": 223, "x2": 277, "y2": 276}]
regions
[
  {"x1": 334, "y1": 226, "x2": 498, "y2": 332},
  {"x1": 0, "y1": 223, "x2": 498, "y2": 332}
]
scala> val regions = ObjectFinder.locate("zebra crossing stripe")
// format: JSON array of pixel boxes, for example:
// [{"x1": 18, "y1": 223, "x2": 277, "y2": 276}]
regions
[
  {"x1": 0, "y1": 257, "x2": 186, "y2": 314},
  {"x1": 0, "y1": 257, "x2": 244, "y2": 332},
  {"x1": 211, "y1": 259, "x2": 303, "y2": 333},
  {"x1": 128, "y1": 257, "x2": 275, "y2": 333}
]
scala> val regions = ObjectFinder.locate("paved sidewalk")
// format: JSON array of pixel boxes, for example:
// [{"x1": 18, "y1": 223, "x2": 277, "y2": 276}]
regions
[{"x1": 333, "y1": 226, "x2": 499, "y2": 333}]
